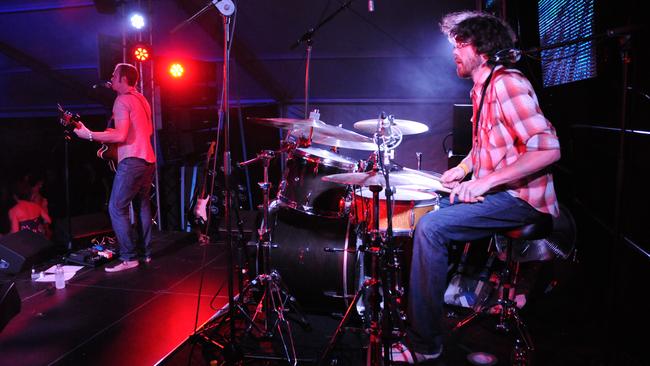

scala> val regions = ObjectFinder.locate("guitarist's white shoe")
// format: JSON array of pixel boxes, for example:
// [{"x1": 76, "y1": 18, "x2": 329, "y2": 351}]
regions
[{"x1": 105, "y1": 260, "x2": 139, "y2": 272}]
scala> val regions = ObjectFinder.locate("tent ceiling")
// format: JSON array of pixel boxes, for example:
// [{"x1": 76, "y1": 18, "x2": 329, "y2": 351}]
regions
[{"x1": 0, "y1": 0, "x2": 474, "y2": 117}]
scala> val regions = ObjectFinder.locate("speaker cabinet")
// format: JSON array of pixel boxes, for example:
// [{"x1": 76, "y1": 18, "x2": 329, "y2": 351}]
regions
[
  {"x1": 0, "y1": 231, "x2": 55, "y2": 275},
  {"x1": 449, "y1": 104, "x2": 473, "y2": 169},
  {"x1": 0, "y1": 281, "x2": 20, "y2": 332},
  {"x1": 452, "y1": 104, "x2": 473, "y2": 155}
]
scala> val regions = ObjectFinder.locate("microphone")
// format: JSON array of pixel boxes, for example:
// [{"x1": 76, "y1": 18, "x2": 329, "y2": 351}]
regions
[
  {"x1": 490, "y1": 48, "x2": 522, "y2": 64},
  {"x1": 368, "y1": 0, "x2": 374, "y2": 12},
  {"x1": 92, "y1": 81, "x2": 112, "y2": 89}
]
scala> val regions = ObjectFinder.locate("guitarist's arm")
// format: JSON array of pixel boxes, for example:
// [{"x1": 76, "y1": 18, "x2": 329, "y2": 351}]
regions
[
  {"x1": 74, "y1": 95, "x2": 131, "y2": 143},
  {"x1": 73, "y1": 118, "x2": 128, "y2": 143}
]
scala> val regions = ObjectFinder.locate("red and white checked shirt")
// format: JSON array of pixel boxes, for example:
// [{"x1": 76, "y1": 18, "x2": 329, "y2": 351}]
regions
[{"x1": 469, "y1": 65, "x2": 560, "y2": 217}]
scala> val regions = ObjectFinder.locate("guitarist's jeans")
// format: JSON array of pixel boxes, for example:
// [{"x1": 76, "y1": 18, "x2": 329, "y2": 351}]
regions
[
  {"x1": 406, "y1": 191, "x2": 548, "y2": 354},
  {"x1": 109, "y1": 157, "x2": 156, "y2": 261}
]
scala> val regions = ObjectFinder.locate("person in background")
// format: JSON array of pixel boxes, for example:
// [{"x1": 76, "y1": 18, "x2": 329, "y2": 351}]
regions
[{"x1": 8, "y1": 178, "x2": 51, "y2": 237}]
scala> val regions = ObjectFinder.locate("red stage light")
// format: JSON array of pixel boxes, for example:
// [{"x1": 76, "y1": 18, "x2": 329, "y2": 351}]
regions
[
  {"x1": 169, "y1": 63, "x2": 184, "y2": 78},
  {"x1": 133, "y1": 46, "x2": 150, "y2": 62}
]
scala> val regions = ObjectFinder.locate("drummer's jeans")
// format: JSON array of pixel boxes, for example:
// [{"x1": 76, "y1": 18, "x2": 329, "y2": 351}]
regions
[{"x1": 407, "y1": 191, "x2": 546, "y2": 354}]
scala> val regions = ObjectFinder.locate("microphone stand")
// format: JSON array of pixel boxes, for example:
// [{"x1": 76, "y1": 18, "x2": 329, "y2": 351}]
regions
[
  {"x1": 290, "y1": 0, "x2": 354, "y2": 118},
  {"x1": 64, "y1": 130, "x2": 73, "y2": 251},
  {"x1": 171, "y1": 1, "x2": 242, "y2": 362}
]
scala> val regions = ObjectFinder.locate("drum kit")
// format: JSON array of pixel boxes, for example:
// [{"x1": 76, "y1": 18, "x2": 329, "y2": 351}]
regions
[{"x1": 234, "y1": 109, "x2": 448, "y2": 364}]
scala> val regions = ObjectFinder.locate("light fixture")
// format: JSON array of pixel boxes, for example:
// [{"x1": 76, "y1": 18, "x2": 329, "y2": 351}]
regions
[{"x1": 130, "y1": 13, "x2": 145, "y2": 30}]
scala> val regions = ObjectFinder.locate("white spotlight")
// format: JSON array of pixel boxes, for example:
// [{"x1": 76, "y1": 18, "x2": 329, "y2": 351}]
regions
[{"x1": 130, "y1": 13, "x2": 145, "y2": 30}]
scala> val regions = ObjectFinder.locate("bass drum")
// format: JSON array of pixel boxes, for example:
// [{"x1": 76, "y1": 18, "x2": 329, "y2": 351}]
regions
[{"x1": 269, "y1": 207, "x2": 360, "y2": 313}]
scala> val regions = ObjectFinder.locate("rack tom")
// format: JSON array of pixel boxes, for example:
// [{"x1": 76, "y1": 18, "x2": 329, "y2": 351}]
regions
[{"x1": 278, "y1": 147, "x2": 357, "y2": 218}]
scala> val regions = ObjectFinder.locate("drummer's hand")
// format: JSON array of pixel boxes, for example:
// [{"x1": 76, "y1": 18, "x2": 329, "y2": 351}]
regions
[
  {"x1": 440, "y1": 166, "x2": 466, "y2": 189},
  {"x1": 450, "y1": 178, "x2": 490, "y2": 204}
]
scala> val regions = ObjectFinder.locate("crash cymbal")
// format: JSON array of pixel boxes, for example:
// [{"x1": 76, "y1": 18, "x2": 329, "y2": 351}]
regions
[
  {"x1": 248, "y1": 117, "x2": 324, "y2": 129},
  {"x1": 322, "y1": 170, "x2": 447, "y2": 189},
  {"x1": 354, "y1": 118, "x2": 429, "y2": 135},
  {"x1": 291, "y1": 125, "x2": 377, "y2": 151}
]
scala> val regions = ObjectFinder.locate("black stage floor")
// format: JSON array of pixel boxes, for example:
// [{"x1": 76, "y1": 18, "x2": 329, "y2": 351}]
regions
[{"x1": 1, "y1": 229, "x2": 607, "y2": 366}]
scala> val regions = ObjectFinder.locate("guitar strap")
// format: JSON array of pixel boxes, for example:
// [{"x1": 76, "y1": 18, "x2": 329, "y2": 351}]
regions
[
  {"x1": 106, "y1": 91, "x2": 152, "y2": 128},
  {"x1": 126, "y1": 91, "x2": 153, "y2": 128}
]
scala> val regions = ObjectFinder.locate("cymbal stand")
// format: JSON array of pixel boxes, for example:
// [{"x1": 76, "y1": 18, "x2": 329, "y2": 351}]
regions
[
  {"x1": 236, "y1": 149, "x2": 308, "y2": 365},
  {"x1": 374, "y1": 136, "x2": 406, "y2": 365},
  {"x1": 318, "y1": 167, "x2": 405, "y2": 366}
]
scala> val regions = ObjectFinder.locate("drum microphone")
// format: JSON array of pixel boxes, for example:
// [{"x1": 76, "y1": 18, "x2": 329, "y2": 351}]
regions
[{"x1": 92, "y1": 81, "x2": 112, "y2": 89}]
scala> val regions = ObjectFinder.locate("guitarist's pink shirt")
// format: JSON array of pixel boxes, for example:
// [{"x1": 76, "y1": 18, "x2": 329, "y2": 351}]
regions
[{"x1": 113, "y1": 88, "x2": 156, "y2": 164}]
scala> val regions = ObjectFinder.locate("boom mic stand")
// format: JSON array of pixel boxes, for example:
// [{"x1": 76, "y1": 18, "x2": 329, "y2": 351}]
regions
[
  {"x1": 291, "y1": 0, "x2": 354, "y2": 118},
  {"x1": 170, "y1": 1, "x2": 243, "y2": 362}
]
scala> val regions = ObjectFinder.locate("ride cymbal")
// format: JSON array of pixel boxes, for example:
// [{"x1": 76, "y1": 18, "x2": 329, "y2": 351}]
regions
[{"x1": 354, "y1": 118, "x2": 429, "y2": 135}]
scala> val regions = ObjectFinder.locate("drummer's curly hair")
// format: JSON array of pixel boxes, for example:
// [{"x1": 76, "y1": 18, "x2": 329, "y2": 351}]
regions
[{"x1": 440, "y1": 11, "x2": 516, "y2": 58}]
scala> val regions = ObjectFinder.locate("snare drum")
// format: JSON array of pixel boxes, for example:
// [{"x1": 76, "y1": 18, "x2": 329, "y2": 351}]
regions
[
  {"x1": 353, "y1": 188, "x2": 439, "y2": 236},
  {"x1": 278, "y1": 147, "x2": 357, "y2": 217}
]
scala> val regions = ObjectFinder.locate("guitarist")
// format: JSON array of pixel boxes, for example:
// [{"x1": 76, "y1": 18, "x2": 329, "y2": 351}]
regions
[{"x1": 73, "y1": 63, "x2": 156, "y2": 272}]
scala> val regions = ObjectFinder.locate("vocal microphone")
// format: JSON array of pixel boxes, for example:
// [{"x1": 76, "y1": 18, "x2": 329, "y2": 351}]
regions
[
  {"x1": 92, "y1": 81, "x2": 112, "y2": 89},
  {"x1": 368, "y1": 0, "x2": 374, "y2": 12},
  {"x1": 490, "y1": 48, "x2": 522, "y2": 64}
]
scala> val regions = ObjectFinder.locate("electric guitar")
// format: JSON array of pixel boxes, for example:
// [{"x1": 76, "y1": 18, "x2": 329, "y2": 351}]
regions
[
  {"x1": 57, "y1": 104, "x2": 118, "y2": 172},
  {"x1": 188, "y1": 141, "x2": 217, "y2": 227}
]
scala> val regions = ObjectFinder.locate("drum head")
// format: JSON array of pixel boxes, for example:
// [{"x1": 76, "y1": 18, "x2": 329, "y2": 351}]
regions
[{"x1": 356, "y1": 187, "x2": 437, "y2": 201}]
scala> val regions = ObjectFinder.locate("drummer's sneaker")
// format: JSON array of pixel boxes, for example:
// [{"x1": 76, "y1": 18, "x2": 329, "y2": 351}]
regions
[
  {"x1": 389, "y1": 342, "x2": 443, "y2": 364},
  {"x1": 105, "y1": 260, "x2": 139, "y2": 272}
]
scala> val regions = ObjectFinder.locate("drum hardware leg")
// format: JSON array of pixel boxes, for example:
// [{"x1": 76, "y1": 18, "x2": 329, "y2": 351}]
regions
[
  {"x1": 238, "y1": 150, "x2": 309, "y2": 364},
  {"x1": 316, "y1": 277, "x2": 373, "y2": 366},
  {"x1": 318, "y1": 236, "x2": 406, "y2": 365},
  {"x1": 451, "y1": 235, "x2": 535, "y2": 365}
]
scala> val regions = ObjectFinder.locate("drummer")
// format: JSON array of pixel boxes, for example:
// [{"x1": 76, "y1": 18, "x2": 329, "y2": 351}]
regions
[{"x1": 392, "y1": 11, "x2": 561, "y2": 363}]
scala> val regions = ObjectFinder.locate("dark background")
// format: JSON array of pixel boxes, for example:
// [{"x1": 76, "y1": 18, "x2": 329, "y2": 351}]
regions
[{"x1": 0, "y1": 1, "x2": 648, "y2": 364}]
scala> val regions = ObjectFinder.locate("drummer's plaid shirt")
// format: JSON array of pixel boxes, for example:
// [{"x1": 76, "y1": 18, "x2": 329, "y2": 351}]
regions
[{"x1": 468, "y1": 65, "x2": 560, "y2": 217}]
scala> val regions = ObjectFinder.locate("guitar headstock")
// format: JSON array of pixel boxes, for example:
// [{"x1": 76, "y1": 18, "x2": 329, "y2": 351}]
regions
[{"x1": 57, "y1": 103, "x2": 80, "y2": 128}]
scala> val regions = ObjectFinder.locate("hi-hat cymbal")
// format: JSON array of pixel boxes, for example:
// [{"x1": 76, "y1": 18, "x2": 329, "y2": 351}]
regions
[
  {"x1": 354, "y1": 119, "x2": 429, "y2": 135},
  {"x1": 397, "y1": 167, "x2": 449, "y2": 193},
  {"x1": 322, "y1": 170, "x2": 447, "y2": 190}
]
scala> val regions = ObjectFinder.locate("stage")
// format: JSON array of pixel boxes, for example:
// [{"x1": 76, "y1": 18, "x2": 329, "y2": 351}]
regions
[{"x1": 0, "y1": 228, "x2": 606, "y2": 366}]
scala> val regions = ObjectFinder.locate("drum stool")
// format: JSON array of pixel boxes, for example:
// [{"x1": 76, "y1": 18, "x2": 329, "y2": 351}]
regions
[{"x1": 453, "y1": 214, "x2": 553, "y2": 365}]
